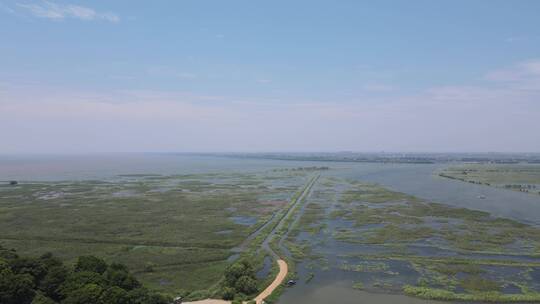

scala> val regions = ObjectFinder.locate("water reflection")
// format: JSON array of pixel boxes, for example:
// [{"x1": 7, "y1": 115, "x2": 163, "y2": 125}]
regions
[
  {"x1": 279, "y1": 279, "x2": 444, "y2": 304},
  {"x1": 337, "y1": 163, "x2": 540, "y2": 225}
]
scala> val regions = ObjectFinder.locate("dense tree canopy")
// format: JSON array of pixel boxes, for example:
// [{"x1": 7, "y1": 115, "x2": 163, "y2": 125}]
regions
[
  {"x1": 74, "y1": 256, "x2": 108, "y2": 275},
  {"x1": 222, "y1": 259, "x2": 259, "y2": 300},
  {"x1": 0, "y1": 246, "x2": 169, "y2": 304}
]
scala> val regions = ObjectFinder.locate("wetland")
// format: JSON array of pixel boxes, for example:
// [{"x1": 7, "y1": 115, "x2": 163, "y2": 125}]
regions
[{"x1": 2, "y1": 154, "x2": 540, "y2": 303}]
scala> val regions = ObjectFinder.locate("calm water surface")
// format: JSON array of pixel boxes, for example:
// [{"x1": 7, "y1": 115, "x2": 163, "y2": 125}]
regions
[
  {"x1": 0, "y1": 154, "x2": 320, "y2": 181},
  {"x1": 338, "y1": 163, "x2": 540, "y2": 225},
  {"x1": 279, "y1": 280, "x2": 444, "y2": 304}
]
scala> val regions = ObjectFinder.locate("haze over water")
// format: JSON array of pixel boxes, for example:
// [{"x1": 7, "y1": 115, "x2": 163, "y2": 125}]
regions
[{"x1": 3, "y1": 154, "x2": 539, "y2": 225}]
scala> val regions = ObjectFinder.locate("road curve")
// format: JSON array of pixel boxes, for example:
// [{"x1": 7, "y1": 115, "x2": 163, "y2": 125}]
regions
[
  {"x1": 183, "y1": 260, "x2": 287, "y2": 304},
  {"x1": 254, "y1": 259, "x2": 288, "y2": 304}
]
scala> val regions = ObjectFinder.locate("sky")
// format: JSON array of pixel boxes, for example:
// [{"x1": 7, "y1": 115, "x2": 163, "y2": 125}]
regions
[{"x1": 1, "y1": 0, "x2": 540, "y2": 153}]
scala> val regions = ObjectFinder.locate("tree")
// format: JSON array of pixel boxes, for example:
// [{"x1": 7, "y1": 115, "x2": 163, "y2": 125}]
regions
[
  {"x1": 105, "y1": 263, "x2": 140, "y2": 290},
  {"x1": 11, "y1": 257, "x2": 48, "y2": 285},
  {"x1": 0, "y1": 268, "x2": 36, "y2": 304},
  {"x1": 99, "y1": 286, "x2": 129, "y2": 304},
  {"x1": 0, "y1": 249, "x2": 170, "y2": 304},
  {"x1": 62, "y1": 283, "x2": 103, "y2": 304},
  {"x1": 143, "y1": 293, "x2": 170, "y2": 304},
  {"x1": 39, "y1": 265, "x2": 68, "y2": 301},
  {"x1": 74, "y1": 256, "x2": 107, "y2": 275},
  {"x1": 224, "y1": 263, "x2": 246, "y2": 287},
  {"x1": 221, "y1": 287, "x2": 235, "y2": 300},
  {"x1": 39, "y1": 253, "x2": 63, "y2": 270},
  {"x1": 224, "y1": 260, "x2": 254, "y2": 287},
  {"x1": 59, "y1": 271, "x2": 106, "y2": 298},
  {"x1": 223, "y1": 259, "x2": 258, "y2": 297},
  {"x1": 234, "y1": 275, "x2": 257, "y2": 295},
  {"x1": 0, "y1": 246, "x2": 19, "y2": 260},
  {"x1": 31, "y1": 292, "x2": 57, "y2": 304},
  {"x1": 127, "y1": 288, "x2": 169, "y2": 304}
]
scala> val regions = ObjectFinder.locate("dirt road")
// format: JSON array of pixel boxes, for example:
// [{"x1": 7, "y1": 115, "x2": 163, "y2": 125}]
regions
[
  {"x1": 254, "y1": 259, "x2": 288, "y2": 304},
  {"x1": 183, "y1": 258, "x2": 287, "y2": 304}
]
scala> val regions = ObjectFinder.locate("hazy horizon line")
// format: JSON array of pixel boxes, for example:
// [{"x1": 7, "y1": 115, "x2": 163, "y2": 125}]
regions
[{"x1": 2, "y1": 151, "x2": 540, "y2": 156}]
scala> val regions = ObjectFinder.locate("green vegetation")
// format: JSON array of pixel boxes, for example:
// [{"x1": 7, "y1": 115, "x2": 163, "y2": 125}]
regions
[
  {"x1": 221, "y1": 259, "x2": 259, "y2": 301},
  {"x1": 460, "y1": 276, "x2": 500, "y2": 292},
  {"x1": 342, "y1": 182, "x2": 418, "y2": 204},
  {"x1": 290, "y1": 202, "x2": 326, "y2": 236},
  {"x1": 363, "y1": 224, "x2": 435, "y2": 244},
  {"x1": 332, "y1": 183, "x2": 540, "y2": 253},
  {"x1": 339, "y1": 261, "x2": 395, "y2": 274},
  {"x1": 343, "y1": 253, "x2": 540, "y2": 268},
  {"x1": 285, "y1": 176, "x2": 540, "y2": 302},
  {"x1": 305, "y1": 272, "x2": 314, "y2": 283},
  {"x1": 0, "y1": 171, "x2": 306, "y2": 297},
  {"x1": 403, "y1": 285, "x2": 540, "y2": 302},
  {"x1": 0, "y1": 246, "x2": 169, "y2": 304},
  {"x1": 5, "y1": 165, "x2": 540, "y2": 303},
  {"x1": 440, "y1": 164, "x2": 540, "y2": 195}
]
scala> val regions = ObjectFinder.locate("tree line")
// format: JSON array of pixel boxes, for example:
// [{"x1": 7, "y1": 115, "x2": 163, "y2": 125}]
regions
[{"x1": 0, "y1": 246, "x2": 170, "y2": 304}]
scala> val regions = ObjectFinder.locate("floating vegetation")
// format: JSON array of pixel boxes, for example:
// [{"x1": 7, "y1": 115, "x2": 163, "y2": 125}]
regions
[
  {"x1": 440, "y1": 164, "x2": 540, "y2": 195},
  {"x1": 403, "y1": 285, "x2": 540, "y2": 302},
  {"x1": 340, "y1": 261, "x2": 388, "y2": 272},
  {"x1": 284, "y1": 176, "x2": 540, "y2": 302},
  {"x1": 0, "y1": 170, "x2": 309, "y2": 296}
]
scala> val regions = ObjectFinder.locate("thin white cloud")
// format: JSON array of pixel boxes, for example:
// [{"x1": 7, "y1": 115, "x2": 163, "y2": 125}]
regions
[
  {"x1": 16, "y1": 1, "x2": 119, "y2": 22},
  {"x1": 484, "y1": 59, "x2": 540, "y2": 91},
  {"x1": 485, "y1": 59, "x2": 540, "y2": 81},
  {"x1": 362, "y1": 83, "x2": 394, "y2": 92},
  {"x1": 0, "y1": 3, "x2": 16, "y2": 14},
  {"x1": 146, "y1": 66, "x2": 197, "y2": 80},
  {"x1": 506, "y1": 36, "x2": 525, "y2": 43},
  {"x1": 505, "y1": 35, "x2": 540, "y2": 43},
  {"x1": 1, "y1": 59, "x2": 540, "y2": 152},
  {"x1": 522, "y1": 60, "x2": 540, "y2": 74}
]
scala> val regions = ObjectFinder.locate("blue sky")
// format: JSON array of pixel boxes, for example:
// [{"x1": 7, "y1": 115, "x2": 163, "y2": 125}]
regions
[{"x1": 1, "y1": 0, "x2": 540, "y2": 153}]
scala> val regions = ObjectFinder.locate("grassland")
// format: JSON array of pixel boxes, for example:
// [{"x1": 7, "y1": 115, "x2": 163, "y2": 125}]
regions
[
  {"x1": 0, "y1": 171, "x2": 308, "y2": 297},
  {"x1": 439, "y1": 163, "x2": 540, "y2": 195}
]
